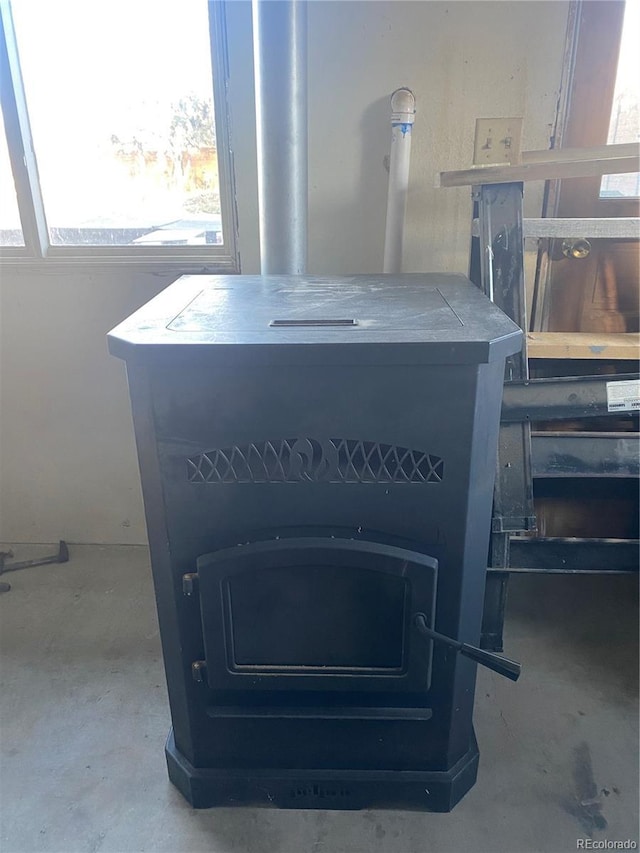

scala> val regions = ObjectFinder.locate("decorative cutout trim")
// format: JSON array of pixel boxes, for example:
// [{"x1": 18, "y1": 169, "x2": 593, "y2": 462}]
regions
[{"x1": 187, "y1": 439, "x2": 444, "y2": 484}]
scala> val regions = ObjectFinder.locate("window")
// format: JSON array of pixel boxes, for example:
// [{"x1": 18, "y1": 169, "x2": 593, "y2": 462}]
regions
[
  {"x1": 600, "y1": 0, "x2": 640, "y2": 198},
  {"x1": 0, "y1": 0, "x2": 236, "y2": 266},
  {"x1": 0, "y1": 104, "x2": 23, "y2": 246}
]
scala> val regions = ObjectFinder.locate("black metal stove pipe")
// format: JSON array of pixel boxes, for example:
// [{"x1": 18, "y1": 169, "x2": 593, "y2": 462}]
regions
[{"x1": 414, "y1": 614, "x2": 521, "y2": 682}]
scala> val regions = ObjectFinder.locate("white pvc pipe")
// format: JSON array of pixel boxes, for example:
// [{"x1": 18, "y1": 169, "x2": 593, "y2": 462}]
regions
[{"x1": 383, "y1": 88, "x2": 416, "y2": 274}]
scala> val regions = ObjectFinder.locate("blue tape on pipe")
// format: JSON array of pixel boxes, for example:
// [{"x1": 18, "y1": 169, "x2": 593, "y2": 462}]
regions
[{"x1": 392, "y1": 122, "x2": 413, "y2": 136}]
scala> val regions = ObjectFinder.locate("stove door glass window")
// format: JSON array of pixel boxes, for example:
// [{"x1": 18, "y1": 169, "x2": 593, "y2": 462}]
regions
[{"x1": 226, "y1": 565, "x2": 407, "y2": 673}]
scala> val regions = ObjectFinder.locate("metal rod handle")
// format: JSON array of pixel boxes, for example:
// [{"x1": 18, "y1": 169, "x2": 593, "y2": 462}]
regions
[{"x1": 414, "y1": 614, "x2": 521, "y2": 682}]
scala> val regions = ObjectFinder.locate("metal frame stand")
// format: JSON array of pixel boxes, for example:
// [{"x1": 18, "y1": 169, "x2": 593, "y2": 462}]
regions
[{"x1": 470, "y1": 182, "x2": 639, "y2": 651}]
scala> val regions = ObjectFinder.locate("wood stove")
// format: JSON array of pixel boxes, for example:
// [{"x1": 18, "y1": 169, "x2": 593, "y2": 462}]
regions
[{"x1": 108, "y1": 273, "x2": 522, "y2": 811}]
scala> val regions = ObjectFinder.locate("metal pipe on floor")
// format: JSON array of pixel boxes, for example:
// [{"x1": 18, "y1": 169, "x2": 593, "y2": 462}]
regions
[{"x1": 252, "y1": 0, "x2": 308, "y2": 275}]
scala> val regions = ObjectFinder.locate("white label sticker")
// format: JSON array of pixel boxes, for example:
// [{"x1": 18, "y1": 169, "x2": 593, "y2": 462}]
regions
[{"x1": 606, "y1": 379, "x2": 640, "y2": 412}]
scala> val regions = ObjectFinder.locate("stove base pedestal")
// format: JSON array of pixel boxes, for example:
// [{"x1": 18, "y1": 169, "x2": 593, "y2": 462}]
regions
[{"x1": 165, "y1": 729, "x2": 479, "y2": 812}]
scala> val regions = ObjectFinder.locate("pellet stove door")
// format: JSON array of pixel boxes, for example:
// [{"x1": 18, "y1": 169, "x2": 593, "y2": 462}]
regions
[{"x1": 195, "y1": 538, "x2": 437, "y2": 696}]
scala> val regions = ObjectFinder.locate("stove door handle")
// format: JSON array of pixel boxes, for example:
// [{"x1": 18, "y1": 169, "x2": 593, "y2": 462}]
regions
[
  {"x1": 414, "y1": 614, "x2": 521, "y2": 682},
  {"x1": 458, "y1": 642, "x2": 522, "y2": 682}
]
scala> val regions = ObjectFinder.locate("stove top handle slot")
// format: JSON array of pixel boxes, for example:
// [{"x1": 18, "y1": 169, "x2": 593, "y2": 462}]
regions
[
  {"x1": 269, "y1": 318, "x2": 358, "y2": 327},
  {"x1": 414, "y1": 614, "x2": 521, "y2": 682}
]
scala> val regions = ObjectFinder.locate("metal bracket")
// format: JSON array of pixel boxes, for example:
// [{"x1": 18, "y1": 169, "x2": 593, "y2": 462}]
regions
[
  {"x1": 182, "y1": 573, "x2": 199, "y2": 596},
  {"x1": 191, "y1": 661, "x2": 207, "y2": 683},
  {"x1": 472, "y1": 182, "x2": 536, "y2": 547}
]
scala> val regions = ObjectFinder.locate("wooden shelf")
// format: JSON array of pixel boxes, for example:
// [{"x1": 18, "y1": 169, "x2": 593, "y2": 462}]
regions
[
  {"x1": 438, "y1": 142, "x2": 640, "y2": 187},
  {"x1": 527, "y1": 332, "x2": 640, "y2": 360},
  {"x1": 522, "y1": 217, "x2": 639, "y2": 239}
]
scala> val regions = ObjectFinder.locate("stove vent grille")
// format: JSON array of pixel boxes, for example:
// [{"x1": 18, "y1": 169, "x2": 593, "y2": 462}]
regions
[{"x1": 187, "y1": 438, "x2": 444, "y2": 484}]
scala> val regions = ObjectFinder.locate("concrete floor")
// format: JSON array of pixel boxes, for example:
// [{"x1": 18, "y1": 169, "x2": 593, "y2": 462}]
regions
[{"x1": 0, "y1": 544, "x2": 637, "y2": 853}]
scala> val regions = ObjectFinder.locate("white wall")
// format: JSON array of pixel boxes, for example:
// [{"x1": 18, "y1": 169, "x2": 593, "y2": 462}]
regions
[
  {"x1": 0, "y1": 268, "x2": 176, "y2": 544},
  {"x1": 0, "y1": 0, "x2": 569, "y2": 545},
  {"x1": 306, "y1": 1, "x2": 569, "y2": 275}
]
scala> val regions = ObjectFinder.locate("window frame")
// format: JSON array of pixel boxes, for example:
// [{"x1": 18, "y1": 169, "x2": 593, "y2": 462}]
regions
[
  {"x1": 0, "y1": 0, "x2": 239, "y2": 272},
  {"x1": 546, "y1": 0, "x2": 638, "y2": 219}
]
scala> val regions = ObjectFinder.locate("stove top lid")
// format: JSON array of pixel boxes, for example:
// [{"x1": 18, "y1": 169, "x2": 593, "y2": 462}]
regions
[{"x1": 108, "y1": 273, "x2": 523, "y2": 365}]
